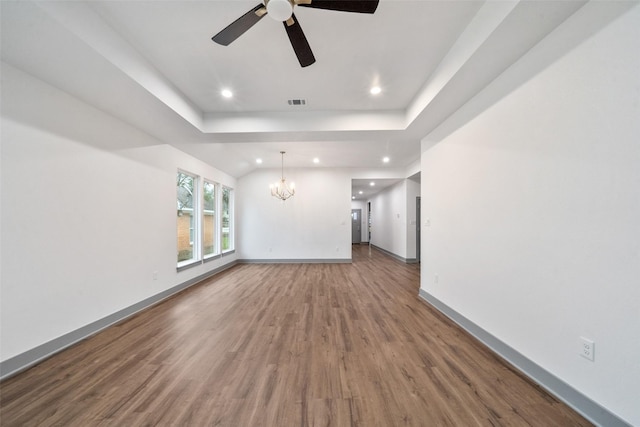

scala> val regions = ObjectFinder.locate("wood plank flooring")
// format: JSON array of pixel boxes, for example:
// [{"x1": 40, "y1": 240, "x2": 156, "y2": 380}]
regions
[{"x1": 0, "y1": 245, "x2": 591, "y2": 426}]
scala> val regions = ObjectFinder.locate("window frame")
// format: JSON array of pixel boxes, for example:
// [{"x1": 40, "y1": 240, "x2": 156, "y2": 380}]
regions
[
  {"x1": 221, "y1": 186, "x2": 234, "y2": 254},
  {"x1": 202, "y1": 179, "x2": 220, "y2": 261},
  {"x1": 177, "y1": 170, "x2": 201, "y2": 269}
]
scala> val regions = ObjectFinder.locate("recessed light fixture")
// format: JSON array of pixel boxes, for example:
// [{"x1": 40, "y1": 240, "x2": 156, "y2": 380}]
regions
[
  {"x1": 359, "y1": 191, "x2": 363, "y2": 195},
  {"x1": 370, "y1": 182, "x2": 376, "y2": 186},
  {"x1": 256, "y1": 158, "x2": 263, "y2": 164},
  {"x1": 221, "y1": 89, "x2": 233, "y2": 98},
  {"x1": 352, "y1": 196, "x2": 356, "y2": 200},
  {"x1": 370, "y1": 86, "x2": 382, "y2": 95},
  {"x1": 383, "y1": 156, "x2": 390, "y2": 163},
  {"x1": 313, "y1": 157, "x2": 320, "y2": 164}
]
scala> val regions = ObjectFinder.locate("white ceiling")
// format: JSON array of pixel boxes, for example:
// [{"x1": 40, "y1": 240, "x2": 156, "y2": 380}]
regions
[
  {"x1": 1, "y1": 0, "x2": 588, "y2": 197},
  {"x1": 91, "y1": 0, "x2": 482, "y2": 113}
]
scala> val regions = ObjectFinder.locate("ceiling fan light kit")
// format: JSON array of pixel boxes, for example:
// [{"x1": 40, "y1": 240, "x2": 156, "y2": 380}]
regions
[
  {"x1": 266, "y1": 0, "x2": 294, "y2": 21},
  {"x1": 212, "y1": 0, "x2": 380, "y2": 67}
]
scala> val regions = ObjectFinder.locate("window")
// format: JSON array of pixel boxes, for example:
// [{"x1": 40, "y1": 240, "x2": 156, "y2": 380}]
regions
[
  {"x1": 222, "y1": 186, "x2": 233, "y2": 252},
  {"x1": 203, "y1": 180, "x2": 217, "y2": 258},
  {"x1": 177, "y1": 171, "x2": 199, "y2": 266},
  {"x1": 177, "y1": 171, "x2": 232, "y2": 269}
]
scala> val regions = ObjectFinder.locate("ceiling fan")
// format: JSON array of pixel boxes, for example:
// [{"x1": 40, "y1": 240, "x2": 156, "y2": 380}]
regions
[{"x1": 212, "y1": 0, "x2": 379, "y2": 67}]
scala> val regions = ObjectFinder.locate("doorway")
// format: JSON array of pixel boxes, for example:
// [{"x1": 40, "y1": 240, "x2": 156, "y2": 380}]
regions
[
  {"x1": 351, "y1": 209, "x2": 362, "y2": 244},
  {"x1": 416, "y1": 196, "x2": 421, "y2": 263},
  {"x1": 367, "y1": 202, "x2": 372, "y2": 243}
]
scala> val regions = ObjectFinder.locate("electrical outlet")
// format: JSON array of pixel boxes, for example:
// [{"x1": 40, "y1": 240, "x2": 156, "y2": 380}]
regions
[
  {"x1": 152, "y1": 271, "x2": 158, "y2": 281},
  {"x1": 434, "y1": 274, "x2": 439, "y2": 284},
  {"x1": 580, "y1": 337, "x2": 595, "y2": 361}
]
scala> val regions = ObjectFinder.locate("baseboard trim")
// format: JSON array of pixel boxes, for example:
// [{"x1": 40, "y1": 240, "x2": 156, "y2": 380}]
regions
[
  {"x1": 370, "y1": 244, "x2": 417, "y2": 264},
  {"x1": 237, "y1": 258, "x2": 351, "y2": 264},
  {"x1": 0, "y1": 261, "x2": 238, "y2": 381},
  {"x1": 418, "y1": 289, "x2": 632, "y2": 427}
]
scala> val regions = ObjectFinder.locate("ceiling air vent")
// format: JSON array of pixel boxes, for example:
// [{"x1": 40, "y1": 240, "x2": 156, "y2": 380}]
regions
[{"x1": 288, "y1": 99, "x2": 306, "y2": 106}]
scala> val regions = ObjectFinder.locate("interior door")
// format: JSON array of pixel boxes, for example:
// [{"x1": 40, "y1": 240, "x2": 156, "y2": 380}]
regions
[{"x1": 351, "y1": 209, "x2": 361, "y2": 244}]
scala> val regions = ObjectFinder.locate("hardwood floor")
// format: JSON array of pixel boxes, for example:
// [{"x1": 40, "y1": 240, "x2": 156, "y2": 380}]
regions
[{"x1": 0, "y1": 245, "x2": 591, "y2": 426}]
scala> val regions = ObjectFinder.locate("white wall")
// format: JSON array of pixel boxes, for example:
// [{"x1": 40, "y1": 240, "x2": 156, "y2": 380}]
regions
[
  {"x1": 420, "y1": 4, "x2": 640, "y2": 425},
  {"x1": 368, "y1": 179, "x2": 421, "y2": 261},
  {"x1": 236, "y1": 168, "x2": 351, "y2": 261},
  {"x1": 0, "y1": 63, "x2": 236, "y2": 362},
  {"x1": 369, "y1": 181, "x2": 408, "y2": 258}
]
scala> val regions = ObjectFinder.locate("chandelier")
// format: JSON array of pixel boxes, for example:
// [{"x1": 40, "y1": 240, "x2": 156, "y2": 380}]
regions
[{"x1": 270, "y1": 151, "x2": 295, "y2": 201}]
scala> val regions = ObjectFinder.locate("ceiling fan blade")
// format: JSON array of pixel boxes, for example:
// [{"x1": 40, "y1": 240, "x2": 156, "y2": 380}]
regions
[
  {"x1": 297, "y1": 0, "x2": 379, "y2": 14},
  {"x1": 283, "y1": 14, "x2": 316, "y2": 67},
  {"x1": 212, "y1": 4, "x2": 267, "y2": 46}
]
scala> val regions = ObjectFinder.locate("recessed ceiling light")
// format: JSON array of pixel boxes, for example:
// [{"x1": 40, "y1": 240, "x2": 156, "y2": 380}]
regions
[
  {"x1": 370, "y1": 86, "x2": 382, "y2": 95},
  {"x1": 352, "y1": 196, "x2": 356, "y2": 200},
  {"x1": 221, "y1": 89, "x2": 233, "y2": 98},
  {"x1": 370, "y1": 182, "x2": 376, "y2": 186},
  {"x1": 382, "y1": 156, "x2": 390, "y2": 163},
  {"x1": 313, "y1": 157, "x2": 320, "y2": 164},
  {"x1": 359, "y1": 191, "x2": 363, "y2": 195},
  {"x1": 256, "y1": 158, "x2": 263, "y2": 164}
]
